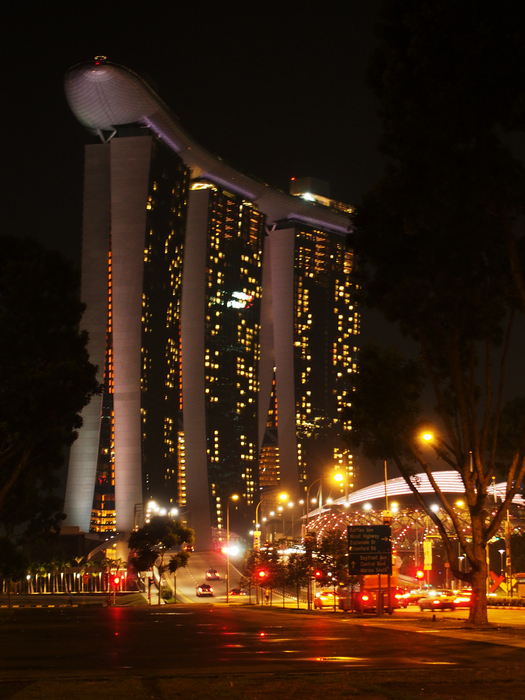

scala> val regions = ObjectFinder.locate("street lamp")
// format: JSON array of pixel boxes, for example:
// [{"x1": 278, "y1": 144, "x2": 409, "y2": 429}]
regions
[
  {"x1": 305, "y1": 478, "x2": 321, "y2": 531},
  {"x1": 255, "y1": 492, "x2": 288, "y2": 543},
  {"x1": 287, "y1": 501, "x2": 295, "y2": 539},
  {"x1": 498, "y1": 548, "x2": 505, "y2": 577},
  {"x1": 304, "y1": 478, "x2": 324, "y2": 610},
  {"x1": 226, "y1": 494, "x2": 239, "y2": 603},
  {"x1": 334, "y1": 472, "x2": 348, "y2": 502},
  {"x1": 459, "y1": 554, "x2": 465, "y2": 579}
]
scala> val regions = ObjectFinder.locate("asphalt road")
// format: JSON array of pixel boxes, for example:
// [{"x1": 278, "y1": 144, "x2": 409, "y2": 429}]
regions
[{"x1": 1, "y1": 604, "x2": 525, "y2": 681}]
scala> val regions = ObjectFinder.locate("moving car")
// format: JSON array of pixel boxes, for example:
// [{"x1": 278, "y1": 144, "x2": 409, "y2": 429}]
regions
[
  {"x1": 229, "y1": 588, "x2": 247, "y2": 596},
  {"x1": 355, "y1": 587, "x2": 403, "y2": 613},
  {"x1": 314, "y1": 590, "x2": 340, "y2": 609},
  {"x1": 419, "y1": 589, "x2": 456, "y2": 611},
  {"x1": 196, "y1": 583, "x2": 214, "y2": 597},
  {"x1": 398, "y1": 590, "x2": 427, "y2": 608},
  {"x1": 205, "y1": 568, "x2": 220, "y2": 580},
  {"x1": 452, "y1": 589, "x2": 472, "y2": 608}
]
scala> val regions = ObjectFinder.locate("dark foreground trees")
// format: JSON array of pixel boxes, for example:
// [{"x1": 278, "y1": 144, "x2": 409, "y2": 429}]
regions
[
  {"x1": 0, "y1": 236, "x2": 99, "y2": 542},
  {"x1": 350, "y1": 1, "x2": 525, "y2": 625}
]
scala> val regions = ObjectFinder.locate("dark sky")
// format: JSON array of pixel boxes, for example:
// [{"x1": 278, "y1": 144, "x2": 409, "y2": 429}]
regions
[
  {"x1": 5, "y1": 3, "x2": 525, "y2": 491},
  {"x1": 2, "y1": 1, "x2": 419, "y2": 489},
  {"x1": 11, "y1": 2, "x2": 497, "y2": 489},
  {"x1": 4, "y1": 3, "x2": 384, "y2": 264}
]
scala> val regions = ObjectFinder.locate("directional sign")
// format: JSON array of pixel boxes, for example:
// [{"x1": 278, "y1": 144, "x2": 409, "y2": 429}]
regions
[
  {"x1": 423, "y1": 539, "x2": 432, "y2": 571},
  {"x1": 347, "y1": 525, "x2": 392, "y2": 576}
]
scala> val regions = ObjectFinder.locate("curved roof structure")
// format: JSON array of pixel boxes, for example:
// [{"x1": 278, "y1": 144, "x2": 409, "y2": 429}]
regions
[
  {"x1": 308, "y1": 470, "x2": 525, "y2": 518},
  {"x1": 65, "y1": 58, "x2": 350, "y2": 235}
]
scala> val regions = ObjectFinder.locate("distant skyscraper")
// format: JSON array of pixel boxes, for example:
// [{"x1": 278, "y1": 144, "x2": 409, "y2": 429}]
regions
[{"x1": 63, "y1": 59, "x2": 358, "y2": 550}]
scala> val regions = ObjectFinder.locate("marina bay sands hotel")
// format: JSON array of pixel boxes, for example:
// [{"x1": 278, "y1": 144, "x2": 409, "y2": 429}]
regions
[{"x1": 63, "y1": 58, "x2": 359, "y2": 550}]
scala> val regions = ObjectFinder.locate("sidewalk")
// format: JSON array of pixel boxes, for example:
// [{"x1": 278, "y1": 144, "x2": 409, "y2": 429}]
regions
[{"x1": 343, "y1": 607, "x2": 525, "y2": 649}]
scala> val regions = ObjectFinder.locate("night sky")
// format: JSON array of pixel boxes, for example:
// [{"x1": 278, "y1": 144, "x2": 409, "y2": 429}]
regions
[
  {"x1": 13, "y1": 3, "x2": 521, "y2": 490},
  {"x1": 4, "y1": 3, "x2": 384, "y2": 261},
  {"x1": 0, "y1": 2, "x2": 433, "y2": 489}
]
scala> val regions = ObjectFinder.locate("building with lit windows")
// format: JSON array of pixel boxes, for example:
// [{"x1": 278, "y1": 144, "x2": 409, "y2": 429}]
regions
[{"x1": 62, "y1": 58, "x2": 358, "y2": 550}]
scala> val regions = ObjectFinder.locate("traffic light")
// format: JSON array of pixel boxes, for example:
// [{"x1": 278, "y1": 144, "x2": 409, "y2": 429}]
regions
[
  {"x1": 313, "y1": 569, "x2": 324, "y2": 580},
  {"x1": 416, "y1": 570, "x2": 424, "y2": 580},
  {"x1": 113, "y1": 576, "x2": 120, "y2": 585},
  {"x1": 257, "y1": 569, "x2": 268, "y2": 581}
]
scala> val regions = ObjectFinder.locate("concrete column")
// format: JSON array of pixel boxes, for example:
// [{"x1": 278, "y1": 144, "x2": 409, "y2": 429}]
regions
[
  {"x1": 268, "y1": 228, "x2": 299, "y2": 499},
  {"x1": 110, "y1": 136, "x2": 151, "y2": 534},
  {"x1": 181, "y1": 188, "x2": 214, "y2": 550},
  {"x1": 64, "y1": 144, "x2": 110, "y2": 532}
]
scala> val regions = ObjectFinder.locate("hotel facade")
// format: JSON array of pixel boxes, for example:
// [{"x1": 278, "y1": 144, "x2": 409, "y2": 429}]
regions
[{"x1": 63, "y1": 59, "x2": 358, "y2": 550}]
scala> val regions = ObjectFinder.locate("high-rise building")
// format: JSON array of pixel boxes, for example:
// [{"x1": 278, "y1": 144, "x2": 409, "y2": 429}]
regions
[{"x1": 63, "y1": 59, "x2": 358, "y2": 550}]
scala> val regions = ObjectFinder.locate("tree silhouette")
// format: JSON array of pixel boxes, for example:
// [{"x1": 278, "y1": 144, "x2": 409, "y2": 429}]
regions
[
  {"x1": 0, "y1": 236, "x2": 99, "y2": 540},
  {"x1": 351, "y1": 0, "x2": 525, "y2": 626},
  {"x1": 128, "y1": 516, "x2": 194, "y2": 605}
]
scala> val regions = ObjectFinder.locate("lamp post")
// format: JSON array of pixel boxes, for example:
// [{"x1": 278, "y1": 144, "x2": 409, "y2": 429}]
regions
[
  {"x1": 255, "y1": 492, "x2": 288, "y2": 544},
  {"x1": 304, "y1": 478, "x2": 322, "y2": 610},
  {"x1": 254, "y1": 492, "x2": 288, "y2": 604},
  {"x1": 288, "y1": 501, "x2": 295, "y2": 539},
  {"x1": 498, "y1": 548, "x2": 505, "y2": 577},
  {"x1": 334, "y1": 472, "x2": 348, "y2": 503},
  {"x1": 459, "y1": 554, "x2": 465, "y2": 582},
  {"x1": 226, "y1": 494, "x2": 239, "y2": 603},
  {"x1": 305, "y1": 478, "x2": 321, "y2": 532}
]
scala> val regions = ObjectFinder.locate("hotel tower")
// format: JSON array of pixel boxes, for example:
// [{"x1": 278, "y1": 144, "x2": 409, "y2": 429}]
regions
[{"x1": 63, "y1": 59, "x2": 358, "y2": 550}]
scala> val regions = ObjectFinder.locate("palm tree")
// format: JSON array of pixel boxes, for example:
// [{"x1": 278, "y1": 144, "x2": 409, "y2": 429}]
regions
[
  {"x1": 62, "y1": 560, "x2": 73, "y2": 593},
  {"x1": 74, "y1": 557, "x2": 84, "y2": 592},
  {"x1": 99, "y1": 556, "x2": 116, "y2": 592}
]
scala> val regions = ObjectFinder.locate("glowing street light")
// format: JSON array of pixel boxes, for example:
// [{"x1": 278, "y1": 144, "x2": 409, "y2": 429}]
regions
[
  {"x1": 305, "y1": 478, "x2": 321, "y2": 529},
  {"x1": 334, "y1": 471, "x2": 348, "y2": 502},
  {"x1": 256, "y1": 492, "x2": 288, "y2": 528},
  {"x1": 498, "y1": 548, "x2": 505, "y2": 576}
]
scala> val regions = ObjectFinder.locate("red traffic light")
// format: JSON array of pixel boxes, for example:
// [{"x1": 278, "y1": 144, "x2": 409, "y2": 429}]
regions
[
  {"x1": 416, "y1": 570, "x2": 424, "y2": 579},
  {"x1": 113, "y1": 576, "x2": 120, "y2": 585},
  {"x1": 257, "y1": 569, "x2": 268, "y2": 579},
  {"x1": 314, "y1": 569, "x2": 323, "y2": 579}
]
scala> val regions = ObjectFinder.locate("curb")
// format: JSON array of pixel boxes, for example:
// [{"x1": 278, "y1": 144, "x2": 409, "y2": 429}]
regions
[{"x1": 0, "y1": 603, "x2": 105, "y2": 609}]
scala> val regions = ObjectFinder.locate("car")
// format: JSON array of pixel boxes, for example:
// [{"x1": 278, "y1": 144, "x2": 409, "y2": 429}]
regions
[
  {"x1": 314, "y1": 590, "x2": 340, "y2": 609},
  {"x1": 205, "y1": 568, "x2": 220, "y2": 580},
  {"x1": 196, "y1": 583, "x2": 214, "y2": 597},
  {"x1": 392, "y1": 588, "x2": 408, "y2": 606},
  {"x1": 419, "y1": 589, "x2": 456, "y2": 611},
  {"x1": 398, "y1": 590, "x2": 427, "y2": 608},
  {"x1": 452, "y1": 589, "x2": 472, "y2": 608},
  {"x1": 355, "y1": 588, "x2": 402, "y2": 612},
  {"x1": 229, "y1": 588, "x2": 247, "y2": 596}
]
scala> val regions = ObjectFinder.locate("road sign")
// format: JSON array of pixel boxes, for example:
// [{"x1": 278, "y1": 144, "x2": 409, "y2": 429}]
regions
[
  {"x1": 423, "y1": 540, "x2": 432, "y2": 570},
  {"x1": 347, "y1": 525, "x2": 392, "y2": 576}
]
